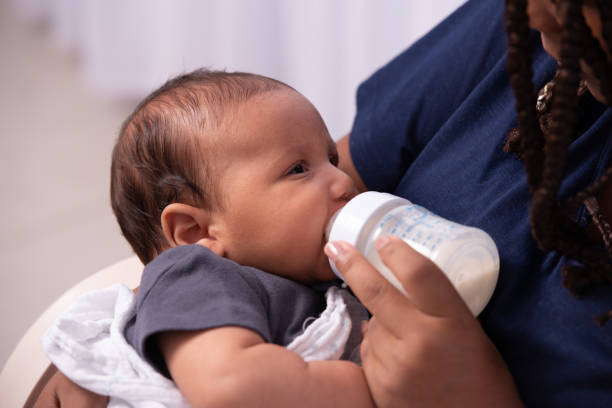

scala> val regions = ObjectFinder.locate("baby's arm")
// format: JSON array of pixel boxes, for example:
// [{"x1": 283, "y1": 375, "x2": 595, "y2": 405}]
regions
[{"x1": 159, "y1": 326, "x2": 375, "y2": 408}]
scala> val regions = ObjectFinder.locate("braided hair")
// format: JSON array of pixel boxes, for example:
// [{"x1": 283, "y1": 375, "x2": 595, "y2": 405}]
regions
[{"x1": 504, "y1": 0, "x2": 612, "y2": 324}]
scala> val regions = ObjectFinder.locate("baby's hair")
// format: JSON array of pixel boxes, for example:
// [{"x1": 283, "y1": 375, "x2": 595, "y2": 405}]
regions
[
  {"x1": 504, "y1": 0, "x2": 612, "y2": 324},
  {"x1": 111, "y1": 69, "x2": 289, "y2": 264}
]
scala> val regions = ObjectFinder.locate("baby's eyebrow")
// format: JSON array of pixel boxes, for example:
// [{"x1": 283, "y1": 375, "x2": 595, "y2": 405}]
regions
[{"x1": 267, "y1": 144, "x2": 303, "y2": 167}]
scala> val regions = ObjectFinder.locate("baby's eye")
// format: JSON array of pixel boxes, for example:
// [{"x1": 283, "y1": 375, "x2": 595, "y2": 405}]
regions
[
  {"x1": 329, "y1": 153, "x2": 339, "y2": 167},
  {"x1": 287, "y1": 163, "x2": 306, "y2": 175}
]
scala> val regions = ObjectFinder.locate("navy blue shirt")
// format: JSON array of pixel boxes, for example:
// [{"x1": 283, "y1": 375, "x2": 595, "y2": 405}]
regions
[{"x1": 350, "y1": 0, "x2": 612, "y2": 406}]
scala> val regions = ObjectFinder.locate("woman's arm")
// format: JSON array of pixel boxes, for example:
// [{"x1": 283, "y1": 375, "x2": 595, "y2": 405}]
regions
[
  {"x1": 337, "y1": 133, "x2": 367, "y2": 193},
  {"x1": 158, "y1": 326, "x2": 375, "y2": 408},
  {"x1": 31, "y1": 367, "x2": 108, "y2": 408}
]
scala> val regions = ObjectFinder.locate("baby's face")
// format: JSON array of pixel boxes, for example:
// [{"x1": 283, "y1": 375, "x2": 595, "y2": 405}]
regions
[{"x1": 210, "y1": 88, "x2": 357, "y2": 284}]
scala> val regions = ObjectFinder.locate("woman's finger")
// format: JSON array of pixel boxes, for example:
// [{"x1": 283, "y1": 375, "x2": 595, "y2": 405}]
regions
[
  {"x1": 359, "y1": 316, "x2": 413, "y2": 408},
  {"x1": 376, "y1": 236, "x2": 472, "y2": 318}
]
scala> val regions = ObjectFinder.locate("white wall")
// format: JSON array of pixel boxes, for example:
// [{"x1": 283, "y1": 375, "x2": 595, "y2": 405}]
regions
[{"x1": 12, "y1": 0, "x2": 466, "y2": 139}]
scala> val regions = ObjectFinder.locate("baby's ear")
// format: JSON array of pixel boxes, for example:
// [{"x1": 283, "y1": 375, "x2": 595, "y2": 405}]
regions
[{"x1": 161, "y1": 203, "x2": 225, "y2": 256}]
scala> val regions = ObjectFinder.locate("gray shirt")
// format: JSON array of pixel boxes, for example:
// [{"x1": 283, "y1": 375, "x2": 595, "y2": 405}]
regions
[{"x1": 124, "y1": 244, "x2": 366, "y2": 378}]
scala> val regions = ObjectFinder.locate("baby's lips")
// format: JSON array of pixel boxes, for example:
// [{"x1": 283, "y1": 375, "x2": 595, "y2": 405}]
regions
[{"x1": 325, "y1": 202, "x2": 348, "y2": 242}]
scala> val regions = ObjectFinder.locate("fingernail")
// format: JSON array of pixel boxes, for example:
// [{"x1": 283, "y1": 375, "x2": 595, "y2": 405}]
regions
[
  {"x1": 325, "y1": 241, "x2": 347, "y2": 262},
  {"x1": 375, "y1": 235, "x2": 392, "y2": 251}
]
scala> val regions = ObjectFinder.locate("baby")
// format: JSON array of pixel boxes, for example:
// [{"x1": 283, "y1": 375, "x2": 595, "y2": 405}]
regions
[{"x1": 107, "y1": 69, "x2": 373, "y2": 407}]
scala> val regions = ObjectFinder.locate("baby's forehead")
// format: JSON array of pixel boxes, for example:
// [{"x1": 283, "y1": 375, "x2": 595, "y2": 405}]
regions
[{"x1": 220, "y1": 93, "x2": 328, "y2": 147}]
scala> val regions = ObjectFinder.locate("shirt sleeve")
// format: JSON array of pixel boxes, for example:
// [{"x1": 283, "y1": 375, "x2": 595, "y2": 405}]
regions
[
  {"x1": 350, "y1": 0, "x2": 509, "y2": 192},
  {"x1": 127, "y1": 245, "x2": 272, "y2": 378}
]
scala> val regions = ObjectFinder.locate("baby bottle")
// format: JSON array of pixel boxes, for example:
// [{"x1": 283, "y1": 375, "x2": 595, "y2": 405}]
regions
[{"x1": 326, "y1": 192, "x2": 499, "y2": 315}]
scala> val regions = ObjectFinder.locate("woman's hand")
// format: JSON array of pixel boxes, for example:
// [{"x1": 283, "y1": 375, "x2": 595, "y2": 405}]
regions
[{"x1": 325, "y1": 236, "x2": 523, "y2": 408}]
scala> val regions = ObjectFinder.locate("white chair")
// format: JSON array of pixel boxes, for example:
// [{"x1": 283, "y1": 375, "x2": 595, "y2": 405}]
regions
[{"x1": 0, "y1": 256, "x2": 143, "y2": 407}]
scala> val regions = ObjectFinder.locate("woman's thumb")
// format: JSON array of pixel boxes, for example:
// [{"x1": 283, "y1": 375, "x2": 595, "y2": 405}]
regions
[{"x1": 374, "y1": 236, "x2": 472, "y2": 318}]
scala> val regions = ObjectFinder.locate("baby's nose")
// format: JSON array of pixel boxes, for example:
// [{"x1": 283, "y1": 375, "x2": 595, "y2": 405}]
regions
[{"x1": 330, "y1": 167, "x2": 358, "y2": 202}]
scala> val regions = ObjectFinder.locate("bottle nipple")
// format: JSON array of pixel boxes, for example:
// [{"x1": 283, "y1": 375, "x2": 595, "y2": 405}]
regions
[{"x1": 325, "y1": 210, "x2": 341, "y2": 242}]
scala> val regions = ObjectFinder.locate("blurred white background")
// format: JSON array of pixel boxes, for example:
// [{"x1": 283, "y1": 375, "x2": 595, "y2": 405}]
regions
[{"x1": 0, "y1": 0, "x2": 466, "y2": 370}]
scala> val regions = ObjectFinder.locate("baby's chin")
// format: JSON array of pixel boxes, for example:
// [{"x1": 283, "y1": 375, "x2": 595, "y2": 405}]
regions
[{"x1": 315, "y1": 257, "x2": 339, "y2": 283}]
